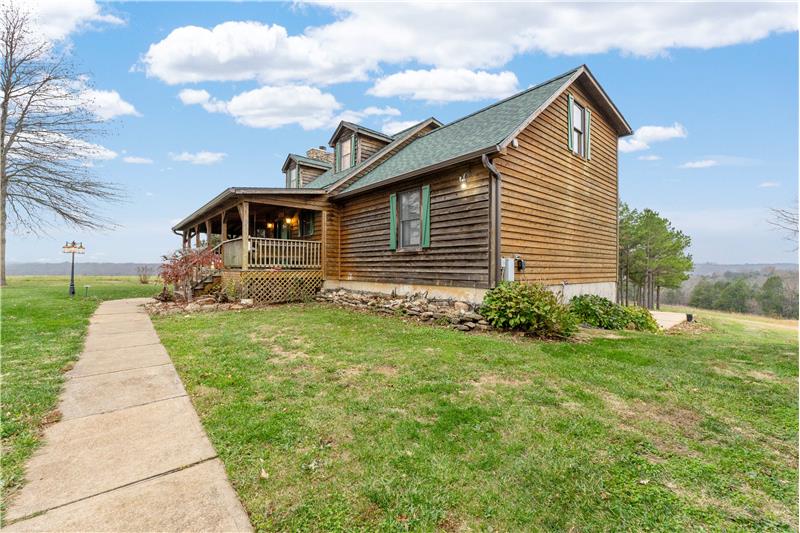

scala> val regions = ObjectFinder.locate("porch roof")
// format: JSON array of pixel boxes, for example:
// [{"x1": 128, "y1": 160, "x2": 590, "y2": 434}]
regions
[{"x1": 172, "y1": 187, "x2": 326, "y2": 232}]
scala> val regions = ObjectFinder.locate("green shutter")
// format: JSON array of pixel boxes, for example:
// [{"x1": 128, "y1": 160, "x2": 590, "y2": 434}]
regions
[
  {"x1": 421, "y1": 184, "x2": 431, "y2": 248},
  {"x1": 586, "y1": 108, "x2": 592, "y2": 160},
  {"x1": 350, "y1": 134, "x2": 356, "y2": 167},
  {"x1": 335, "y1": 141, "x2": 341, "y2": 171},
  {"x1": 567, "y1": 93, "x2": 574, "y2": 152},
  {"x1": 389, "y1": 193, "x2": 397, "y2": 250},
  {"x1": 309, "y1": 213, "x2": 314, "y2": 236}
]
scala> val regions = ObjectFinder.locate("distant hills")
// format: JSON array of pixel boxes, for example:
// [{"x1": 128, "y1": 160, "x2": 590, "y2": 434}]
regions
[
  {"x1": 7, "y1": 262, "x2": 161, "y2": 276},
  {"x1": 691, "y1": 263, "x2": 798, "y2": 276}
]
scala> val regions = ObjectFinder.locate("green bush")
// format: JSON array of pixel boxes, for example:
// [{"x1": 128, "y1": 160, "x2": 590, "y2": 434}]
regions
[
  {"x1": 569, "y1": 294, "x2": 658, "y2": 332},
  {"x1": 622, "y1": 305, "x2": 659, "y2": 332},
  {"x1": 479, "y1": 282, "x2": 577, "y2": 339}
]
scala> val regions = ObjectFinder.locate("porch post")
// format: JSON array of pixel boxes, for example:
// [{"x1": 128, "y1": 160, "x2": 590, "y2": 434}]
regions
[
  {"x1": 321, "y1": 210, "x2": 327, "y2": 278},
  {"x1": 205, "y1": 219, "x2": 212, "y2": 246},
  {"x1": 194, "y1": 224, "x2": 200, "y2": 248},
  {"x1": 220, "y1": 211, "x2": 227, "y2": 241},
  {"x1": 239, "y1": 202, "x2": 249, "y2": 270}
]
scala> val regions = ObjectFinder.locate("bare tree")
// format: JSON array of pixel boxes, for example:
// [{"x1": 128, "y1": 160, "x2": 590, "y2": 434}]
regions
[
  {"x1": 769, "y1": 207, "x2": 799, "y2": 250},
  {"x1": 0, "y1": 5, "x2": 122, "y2": 285}
]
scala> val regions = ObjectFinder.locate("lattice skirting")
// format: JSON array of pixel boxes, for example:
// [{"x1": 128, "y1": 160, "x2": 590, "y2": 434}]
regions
[{"x1": 221, "y1": 269, "x2": 323, "y2": 303}]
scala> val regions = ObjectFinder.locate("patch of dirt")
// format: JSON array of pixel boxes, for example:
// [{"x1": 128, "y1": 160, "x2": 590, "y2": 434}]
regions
[
  {"x1": 250, "y1": 330, "x2": 311, "y2": 363},
  {"x1": 746, "y1": 370, "x2": 780, "y2": 382},
  {"x1": 471, "y1": 374, "x2": 531, "y2": 394},
  {"x1": 597, "y1": 390, "x2": 702, "y2": 447},
  {"x1": 373, "y1": 365, "x2": 398, "y2": 377},
  {"x1": 437, "y1": 514, "x2": 466, "y2": 532},
  {"x1": 666, "y1": 319, "x2": 712, "y2": 335}
]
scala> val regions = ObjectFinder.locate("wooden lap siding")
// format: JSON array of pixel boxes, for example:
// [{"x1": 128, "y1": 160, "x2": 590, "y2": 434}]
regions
[
  {"x1": 358, "y1": 136, "x2": 388, "y2": 163},
  {"x1": 300, "y1": 165, "x2": 325, "y2": 186},
  {"x1": 336, "y1": 164, "x2": 491, "y2": 288},
  {"x1": 495, "y1": 81, "x2": 618, "y2": 285}
]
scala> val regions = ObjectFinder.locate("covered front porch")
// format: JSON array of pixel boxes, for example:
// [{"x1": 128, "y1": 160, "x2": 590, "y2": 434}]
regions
[{"x1": 174, "y1": 188, "x2": 329, "y2": 272}]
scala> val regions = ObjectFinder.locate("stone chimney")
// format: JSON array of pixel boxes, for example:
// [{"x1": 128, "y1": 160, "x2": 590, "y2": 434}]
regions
[{"x1": 306, "y1": 146, "x2": 335, "y2": 165}]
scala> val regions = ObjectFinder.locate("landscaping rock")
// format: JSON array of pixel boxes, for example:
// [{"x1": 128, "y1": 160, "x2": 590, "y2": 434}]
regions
[
  {"x1": 314, "y1": 288, "x2": 492, "y2": 334},
  {"x1": 454, "y1": 301, "x2": 470, "y2": 313}
]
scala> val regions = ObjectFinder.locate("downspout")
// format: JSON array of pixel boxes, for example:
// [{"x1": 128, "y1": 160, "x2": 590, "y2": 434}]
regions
[{"x1": 482, "y1": 154, "x2": 502, "y2": 288}]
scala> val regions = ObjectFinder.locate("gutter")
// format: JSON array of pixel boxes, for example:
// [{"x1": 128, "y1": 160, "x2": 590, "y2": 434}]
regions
[{"x1": 482, "y1": 154, "x2": 503, "y2": 288}]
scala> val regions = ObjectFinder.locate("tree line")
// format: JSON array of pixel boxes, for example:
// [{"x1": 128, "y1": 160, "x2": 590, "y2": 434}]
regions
[
  {"x1": 617, "y1": 203, "x2": 693, "y2": 310},
  {"x1": 688, "y1": 274, "x2": 798, "y2": 319}
]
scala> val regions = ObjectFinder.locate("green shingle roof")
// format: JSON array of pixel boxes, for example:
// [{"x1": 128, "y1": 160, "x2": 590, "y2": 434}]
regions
[
  {"x1": 303, "y1": 118, "x2": 436, "y2": 190},
  {"x1": 340, "y1": 68, "x2": 578, "y2": 194},
  {"x1": 285, "y1": 153, "x2": 332, "y2": 171}
]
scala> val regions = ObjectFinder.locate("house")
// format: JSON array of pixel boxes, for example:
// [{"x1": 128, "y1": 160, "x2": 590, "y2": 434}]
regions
[{"x1": 172, "y1": 65, "x2": 632, "y2": 304}]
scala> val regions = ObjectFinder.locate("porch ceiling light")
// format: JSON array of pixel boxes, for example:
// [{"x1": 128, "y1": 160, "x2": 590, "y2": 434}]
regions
[
  {"x1": 284, "y1": 217, "x2": 292, "y2": 224},
  {"x1": 267, "y1": 222, "x2": 274, "y2": 229},
  {"x1": 459, "y1": 173, "x2": 468, "y2": 189}
]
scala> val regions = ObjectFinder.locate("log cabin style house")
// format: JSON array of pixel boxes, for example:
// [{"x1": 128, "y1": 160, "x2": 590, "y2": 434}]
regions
[{"x1": 172, "y1": 65, "x2": 632, "y2": 303}]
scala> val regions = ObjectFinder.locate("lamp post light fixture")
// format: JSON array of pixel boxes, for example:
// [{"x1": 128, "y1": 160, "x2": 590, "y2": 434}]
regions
[{"x1": 62, "y1": 241, "x2": 85, "y2": 297}]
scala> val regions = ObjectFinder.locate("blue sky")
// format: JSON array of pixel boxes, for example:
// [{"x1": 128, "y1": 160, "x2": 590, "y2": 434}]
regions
[{"x1": 8, "y1": 1, "x2": 799, "y2": 265}]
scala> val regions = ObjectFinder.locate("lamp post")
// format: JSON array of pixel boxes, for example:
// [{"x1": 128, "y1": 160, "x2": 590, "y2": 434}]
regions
[{"x1": 62, "y1": 241, "x2": 85, "y2": 297}]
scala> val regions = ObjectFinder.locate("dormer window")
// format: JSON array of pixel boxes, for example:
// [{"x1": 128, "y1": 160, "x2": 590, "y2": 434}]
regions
[
  {"x1": 339, "y1": 137, "x2": 352, "y2": 171},
  {"x1": 287, "y1": 165, "x2": 299, "y2": 188}
]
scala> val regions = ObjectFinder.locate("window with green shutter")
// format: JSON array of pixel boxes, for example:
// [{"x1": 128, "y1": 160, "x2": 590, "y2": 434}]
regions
[
  {"x1": 390, "y1": 186, "x2": 431, "y2": 250},
  {"x1": 421, "y1": 184, "x2": 431, "y2": 248}
]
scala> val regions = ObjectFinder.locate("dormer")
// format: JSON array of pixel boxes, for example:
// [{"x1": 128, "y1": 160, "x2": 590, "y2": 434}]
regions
[
  {"x1": 329, "y1": 122, "x2": 393, "y2": 172},
  {"x1": 282, "y1": 148, "x2": 333, "y2": 188}
]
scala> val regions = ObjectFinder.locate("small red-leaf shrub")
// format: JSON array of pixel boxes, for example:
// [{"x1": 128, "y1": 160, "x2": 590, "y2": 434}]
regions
[{"x1": 160, "y1": 248, "x2": 221, "y2": 302}]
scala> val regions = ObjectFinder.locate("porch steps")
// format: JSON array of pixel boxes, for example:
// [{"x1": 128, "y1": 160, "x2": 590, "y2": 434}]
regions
[{"x1": 192, "y1": 273, "x2": 222, "y2": 297}]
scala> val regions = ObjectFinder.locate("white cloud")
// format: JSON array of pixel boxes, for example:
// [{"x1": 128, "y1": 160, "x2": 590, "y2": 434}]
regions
[
  {"x1": 368, "y1": 69, "x2": 519, "y2": 102},
  {"x1": 333, "y1": 106, "x2": 402, "y2": 126},
  {"x1": 141, "y1": 4, "x2": 796, "y2": 86},
  {"x1": 381, "y1": 120, "x2": 420, "y2": 135},
  {"x1": 179, "y1": 86, "x2": 394, "y2": 130},
  {"x1": 177, "y1": 88, "x2": 227, "y2": 113},
  {"x1": 619, "y1": 123, "x2": 687, "y2": 153},
  {"x1": 680, "y1": 159, "x2": 718, "y2": 169},
  {"x1": 83, "y1": 89, "x2": 139, "y2": 120},
  {"x1": 759, "y1": 181, "x2": 780, "y2": 188},
  {"x1": 27, "y1": 0, "x2": 124, "y2": 42},
  {"x1": 637, "y1": 154, "x2": 662, "y2": 161},
  {"x1": 169, "y1": 151, "x2": 226, "y2": 165},
  {"x1": 123, "y1": 156, "x2": 153, "y2": 164}
]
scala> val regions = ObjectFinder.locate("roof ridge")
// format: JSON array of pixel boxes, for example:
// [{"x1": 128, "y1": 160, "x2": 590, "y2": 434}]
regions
[{"x1": 433, "y1": 65, "x2": 582, "y2": 134}]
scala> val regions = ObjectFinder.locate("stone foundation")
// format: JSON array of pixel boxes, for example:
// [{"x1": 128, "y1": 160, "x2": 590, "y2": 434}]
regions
[{"x1": 315, "y1": 288, "x2": 491, "y2": 331}]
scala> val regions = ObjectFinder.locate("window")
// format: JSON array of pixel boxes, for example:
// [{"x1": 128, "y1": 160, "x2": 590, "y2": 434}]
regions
[
  {"x1": 287, "y1": 165, "x2": 299, "y2": 188},
  {"x1": 339, "y1": 138, "x2": 352, "y2": 171},
  {"x1": 571, "y1": 101, "x2": 585, "y2": 156},
  {"x1": 300, "y1": 211, "x2": 314, "y2": 237},
  {"x1": 398, "y1": 189, "x2": 421, "y2": 248}
]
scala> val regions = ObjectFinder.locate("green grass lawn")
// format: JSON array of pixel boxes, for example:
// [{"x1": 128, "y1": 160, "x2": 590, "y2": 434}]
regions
[
  {"x1": 152, "y1": 304, "x2": 798, "y2": 531},
  {"x1": 0, "y1": 276, "x2": 157, "y2": 510}
]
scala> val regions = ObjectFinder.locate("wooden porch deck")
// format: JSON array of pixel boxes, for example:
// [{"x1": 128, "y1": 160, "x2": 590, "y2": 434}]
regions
[{"x1": 214, "y1": 237, "x2": 322, "y2": 270}]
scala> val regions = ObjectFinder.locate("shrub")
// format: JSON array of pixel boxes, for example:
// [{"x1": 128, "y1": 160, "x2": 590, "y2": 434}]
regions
[
  {"x1": 160, "y1": 247, "x2": 222, "y2": 302},
  {"x1": 569, "y1": 294, "x2": 658, "y2": 332},
  {"x1": 622, "y1": 305, "x2": 659, "y2": 332},
  {"x1": 479, "y1": 282, "x2": 577, "y2": 339}
]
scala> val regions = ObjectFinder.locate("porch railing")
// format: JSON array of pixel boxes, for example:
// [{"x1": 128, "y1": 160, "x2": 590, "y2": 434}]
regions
[{"x1": 216, "y1": 237, "x2": 321, "y2": 269}]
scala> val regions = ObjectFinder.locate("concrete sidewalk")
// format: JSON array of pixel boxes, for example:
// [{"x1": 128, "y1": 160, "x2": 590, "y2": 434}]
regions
[
  {"x1": 5, "y1": 298, "x2": 251, "y2": 532},
  {"x1": 651, "y1": 310, "x2": 687, "y2": 330}
]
